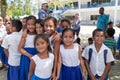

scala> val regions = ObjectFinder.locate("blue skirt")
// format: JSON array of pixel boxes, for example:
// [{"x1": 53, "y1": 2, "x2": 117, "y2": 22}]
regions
[
  {"x1": 7, "y1": 65, "x2": 20, "y2": 80},
  {"x1": 20, "y1": 48, "x2": 38, "y2": 80},
  {"x1": 0, "y1": 46, "x2": 8, "y2": 64},
  {"x1": 117, "y1": 35, "x2": 120, "y2": 50},
  {"x1": 30, "y1": 74, "x2": 50, "y2": 80},
  {"x1": 61, "y1": 64, "x2": 83, "y2": 80}
]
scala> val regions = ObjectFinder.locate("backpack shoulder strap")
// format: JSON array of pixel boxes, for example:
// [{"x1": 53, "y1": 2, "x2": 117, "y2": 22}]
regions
[
  {"x1": 88, "y1": 48, "x2": 93, "y2": 64},
  {"x1": 104, "y1": 49, "x2": 108, "y2": 65}
]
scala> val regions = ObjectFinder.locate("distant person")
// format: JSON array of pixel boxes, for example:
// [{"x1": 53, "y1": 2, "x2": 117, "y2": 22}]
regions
[
  {"x1": 82, "y1": 29, "x2": 114, "y2": 80},
  {"x1": 48, "y1": 9, "x2": 53, "y2": 16},
  {"x1": 38, "y1": 3, "x2": 48, "y2": 20},
  {"x1": 72, "y1": 13, "x2": 81, "y2": 37},
  {"x1": 104, "y1": 28, "x2": 116, "y2": 58},
  {"x1": 97, "y1": 7, "x2": 109, "y2": 31},
  {"x1": 88, "y1": 37, "x2": 93, "y2": 45}
]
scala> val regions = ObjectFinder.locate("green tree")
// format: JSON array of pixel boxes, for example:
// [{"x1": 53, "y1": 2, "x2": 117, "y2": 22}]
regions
[{"x1": 23, "y1": 0, "x2": 31, "y2": 15}]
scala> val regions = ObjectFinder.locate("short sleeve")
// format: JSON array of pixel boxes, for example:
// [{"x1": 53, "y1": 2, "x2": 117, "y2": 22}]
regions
[
  {"x1": 106, "y1": 49, "x2": 114, "y2": 63},
  {"x1": 1, "y1": 36, "x2": 9, "y2": 49},
  {"x1": 82, "y1": 47, "x2": 89, "y2": 60}
]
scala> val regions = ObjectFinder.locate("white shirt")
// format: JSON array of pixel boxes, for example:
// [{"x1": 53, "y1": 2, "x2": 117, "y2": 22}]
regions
[
  {"x1": 1, "y1": 32, "x2": 22, "y2": 66},
  {"x1": 60, "y1": 43, "x2": 80, "y2": 67},
  {"x1": 0, "y1": 25, "x2": 7, "y2": 41},
  {"x1": 82, "y1": 43, "x2": 114, "y2": 76},
  {"x1": 32, "y1": 53, "x2": 54, "y2": 78},
  {"x1": 24, "y1": 34, "x2": 36, "y2": 48}
]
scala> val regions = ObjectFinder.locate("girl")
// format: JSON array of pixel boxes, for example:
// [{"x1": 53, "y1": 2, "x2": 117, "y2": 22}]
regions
[
  {"x1": 28, "y1": 34, "x2": 54, "y2": 80},
  {"x1": 44, "y1": 16, "x2": 60, "y2": 79},
  {"x1": 18, "y1": 15, "x2": 37, "y2": 80},
  {"x1": 60, "y1": 18, "x2": 71, "y2": 31},
  {"x1": 57, "y1": 28, "x2": 85, "y2": 80},
  {"x1": 35, "y1": 19, "x2": 44, "y2": 34}
]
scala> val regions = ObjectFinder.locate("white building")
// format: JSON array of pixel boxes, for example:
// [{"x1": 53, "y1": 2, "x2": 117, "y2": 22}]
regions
[{"x1": 61, "y1": 0, "x2": 120, "y2": 25}]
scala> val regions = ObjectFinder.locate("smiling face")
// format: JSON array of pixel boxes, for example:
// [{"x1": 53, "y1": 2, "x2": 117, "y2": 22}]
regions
[
  {"x1": 36, "y1": 23, "x2": 44, "y2": 34},
  {"x1": 93, "y1": 31, "x2": 105, "y2": 45},
  {"x1": 35, "y1": 37, "x2": 49, "y2": 53},
  {"x1": 27, "y1": 19, "x2": 36, "y2": 34},
  {"x1": 62, "y1": 30, "x2": 74, "y2": 47},
  {"x1": 44, "y1": 20, "x2": 56, "y2": 36}
]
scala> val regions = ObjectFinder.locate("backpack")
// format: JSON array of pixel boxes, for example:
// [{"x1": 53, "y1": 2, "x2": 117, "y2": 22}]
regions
[{"x1": 88, "y1": 48, "x2": 108, "y2": 65}]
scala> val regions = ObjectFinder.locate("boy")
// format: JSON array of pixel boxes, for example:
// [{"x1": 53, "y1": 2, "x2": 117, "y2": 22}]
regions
[
  {"x1": 82, "y1": 29, "x2": 114, "y2": 80},
  {"x1": 1, "y1": 20, "x2": 22, "y2": 80},
  {"x1": 0, "y1": 16, "x2": 7, "y2": 69},
  {"x1": 104, "y1": 28, "x2": 116, "y2": 57}
]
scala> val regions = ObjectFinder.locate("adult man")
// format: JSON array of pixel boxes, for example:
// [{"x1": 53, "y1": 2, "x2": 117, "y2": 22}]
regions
[
  {"x1": 72, "y1": 13, "x2": 81, "y2": 36},
  {"x1": 38, "y1": 3, "x2": 48, "y2": 19},
  {"x1": 97, "y1": 7, "x2": 109, "y2": 31}
]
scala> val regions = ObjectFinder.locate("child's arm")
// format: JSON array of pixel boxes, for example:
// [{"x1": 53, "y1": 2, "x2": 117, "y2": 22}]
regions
[
  {"x1": 28, "y1": 59, "x2": 35, "y2": 80},
  {"x1": 18, "y1": 30, "x2": 32, "y2": 58},
  {"x1": 84, "y1": 60, "x2": 97, "y2": 80},
  {"x1": 78, "y1": 45, "x2": 86, "y2": 80},
  {"x1": 98, "y1": 63, "x2": 111, "y2": 80},
  {"x1": 56, "y1": 52, "x2": 62, "y2": 80},
  {"x1": 4, "y1": 48, "x2": 9, "y2": 57},
  {"x1": 51, "y1": 40, "x2": 60, "y2": 80}
]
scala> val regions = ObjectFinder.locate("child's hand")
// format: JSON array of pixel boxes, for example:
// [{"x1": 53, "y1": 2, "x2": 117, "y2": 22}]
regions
[
  {"x1": 52, "y1": 33, "x2": 60, "y2": 42},
  {"x1": 51, "y1": 72, "x2": 56, "y2": 80},
  {"x1": 82, "y1": 72, "x2": 86, "y2": 80}
]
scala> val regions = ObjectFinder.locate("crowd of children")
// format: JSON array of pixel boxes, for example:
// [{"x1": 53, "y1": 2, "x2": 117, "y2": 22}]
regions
[{"x1": 0, "y1": 15, "x2": 120, "y2": 80}]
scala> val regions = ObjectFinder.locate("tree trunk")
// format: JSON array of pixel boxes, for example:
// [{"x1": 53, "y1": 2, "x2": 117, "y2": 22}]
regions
[{"x1": 0, "y1": 0, "x2": 7, "y2": 19}]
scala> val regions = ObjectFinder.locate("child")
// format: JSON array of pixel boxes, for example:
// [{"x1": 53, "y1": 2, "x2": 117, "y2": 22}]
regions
[
  {"x1": 0, "y1": 16, "x2": 7, "y2": 69},
  {"x1": 28, "y1": 34, "x2": 54, "y2": 80},
  {"x1": 57, "y1": 28, "x2": 85, "y2": 80},
  {"x1": 104, "y1": 28, "x2": 116, "y2": 57},
  {"x1": 1, "y1": 20, "x2": 22, "y2": 80},
  {"x1": 44, "y1": 16, "x2": 60, "y2": 79},
  {"x1": 88, "y1": 37, "x2": 93, "y2": 45},
  {"x1": 82, "y1": 29, "x2": 114, "y2": 80},
  {"x1": 35, "y1": 19, "x2": 44, "y2": 34},
  {"x1": 61, "y1": 18, "x2": 71, "y2": 31},
  {"x1": 18, "y1": 15, "x2": 37, "y2": 80}
]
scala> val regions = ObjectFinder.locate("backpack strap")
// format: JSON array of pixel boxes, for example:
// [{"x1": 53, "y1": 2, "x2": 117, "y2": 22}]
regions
[
  {"x1": 88, "y1": 48, "x2": 93, "y2": 64},
  {"x1": 104, "y1": 49, "x2": 108, "y2": 65}
]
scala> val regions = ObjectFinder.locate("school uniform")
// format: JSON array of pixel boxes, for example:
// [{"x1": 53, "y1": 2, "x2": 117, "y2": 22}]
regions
[
  {"x1": 30, "y1": 53, "x2": 54, "y2": 80},
  {"x1": 1, "y1": 32, "x2": 22, "y2": 80},
  {"x1": 82, "y1": 43, "x2": 114, "y2": 80},
  {"x1": 0, "y1": 25, "x2": 7, "y2": 64},
  {"x1": 60, "y1": 43, "x2": 83, "y2": 80},
  {"x1": 20, "y1": 34, "x2": 38, "y2": 80}
]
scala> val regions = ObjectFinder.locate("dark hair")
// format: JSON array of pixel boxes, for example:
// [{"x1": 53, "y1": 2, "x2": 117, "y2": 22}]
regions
[
  {"x1": 106, "y1": 28, "x2": 115, "y2": 37},
  {"x1": 11, "y1": 19, "x2": 22, "y2": 32},
  {"x1": 34, "y1": 34, "x2": 52, "y2": 52},
  {"x1": 88, "y1": 37, "x2": 93, "y2": 41},
  {"x1": 92, "y1": 29, "x2": 105, "y2": 37},
  {"x1": 44, "y1": 16, "x2": 57, "y2": 28},
  {"x1": 26, "y1": 15, "x2": 36, "y2": 24},
  {"x1": 107, "y1": 21, "x2": 113, "y2": 25},
  {"x1": 23, "y1": 17, "x2": 28, "y2": 20},
  {"x1": 35, "y1": 19, "x2": 44, "y2": 27},
  {"x1": 61, "y1": 18, "x2": 71, "y2": 26},
  {"x1": 100, "y1": 7, "x2": 104, "y2": 11},
  {"x1": 62, "y1": 28, "x2": 75, "y2": 38}
]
